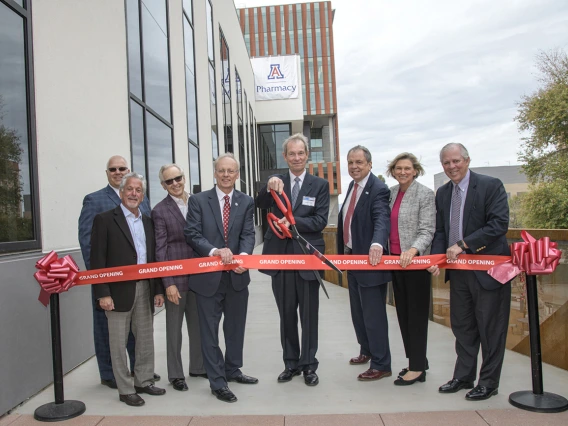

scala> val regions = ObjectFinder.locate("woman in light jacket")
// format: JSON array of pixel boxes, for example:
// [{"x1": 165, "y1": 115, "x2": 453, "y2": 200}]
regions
[{"x1": 386, "y1": 152, "x2": 435, "y2": 386}]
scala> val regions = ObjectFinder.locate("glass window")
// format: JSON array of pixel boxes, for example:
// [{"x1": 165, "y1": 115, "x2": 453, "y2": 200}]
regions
[
  {"x1": 209, "y1": 63, "x2": 219, "y2": 159},
  {"x1": 0, "y1": 1, "x2": 39, "y2": 250},
  {"x1": 258, "y1": 123, "x2": 291, "y2": 170},
  {"x1": 183, "y1": 16, "x2": 198, "y2": 145},
  {"x1": 126, "y1": 0, "x2": 142, "y2": 99},
  {"x1": 146, "y1": 112, "x2": 173, "y2": 207},
  {"x1": 182, "y1": 0, "x2": 192, "y2": 22},
  {"x1": 206, "y1": 0, "x2": 214, "y2": 63},
  {"x1": 129, "y1": 100, "x2": 146, "y2": 176},
  {"x1": 188, "y1": 143, "x2": 201, "y2": 194},
  {"x1": 141, "y1": 0, "x2": 171, "y2": 122}
]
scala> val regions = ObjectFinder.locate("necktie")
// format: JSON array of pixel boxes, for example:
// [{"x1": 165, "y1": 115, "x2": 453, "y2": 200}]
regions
[
  {"x1": 449, "y1": 184, "x2": 462, "y2": 247},
  {"x1": 291, "y1": 177, "x2": 300, "y2": 207},
  {"x1": 343, "y1": 184, "x2": 359, "y2": 246},
  {"x1": 223, "y1": 195, "x2": 230, "y2": 246}
]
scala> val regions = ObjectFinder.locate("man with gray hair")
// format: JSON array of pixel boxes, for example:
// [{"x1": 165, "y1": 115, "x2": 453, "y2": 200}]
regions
[
  {"x1": 78, "y1": 155, "x2": 156, "y2": 389},
  {"x1": 256, "y1": 133, "x2": 330, "y2": 387},
  {"x1": 184, "y1": 153, "x2": 257, "y2": 403},
  {"x1": 152, "y1": 164, "x2": 206, "y2": 392},
  {"x1": 91, "y1": 173, "x2": 166, "y2": 406},
  {"x1": 428, "y1": 143, "x2": 511, "y2": 401}
]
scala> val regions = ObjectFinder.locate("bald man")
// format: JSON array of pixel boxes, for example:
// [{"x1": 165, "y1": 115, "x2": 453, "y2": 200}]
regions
[{"x1": 79, "y1": 155, "x2": 153, "y2": 389}]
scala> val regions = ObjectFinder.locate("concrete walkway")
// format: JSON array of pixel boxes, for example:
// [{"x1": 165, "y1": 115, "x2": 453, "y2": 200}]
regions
[{"x1": 5, "y1": 245, "x2": 568, "y2": 424}]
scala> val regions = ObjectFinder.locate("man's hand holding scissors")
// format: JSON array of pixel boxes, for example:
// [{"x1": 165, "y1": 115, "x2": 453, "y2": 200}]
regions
[{"x1": 267, "y1": 176, "x2": 285, "y2": 195}]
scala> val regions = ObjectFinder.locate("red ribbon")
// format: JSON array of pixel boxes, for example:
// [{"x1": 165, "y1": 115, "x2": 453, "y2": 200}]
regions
[
  {"x1": 487, "y1": 231, "x2": 562, "y2": 284},
  {"x1": 34, "y1": 251, "x2": 80, "y2": 306}
]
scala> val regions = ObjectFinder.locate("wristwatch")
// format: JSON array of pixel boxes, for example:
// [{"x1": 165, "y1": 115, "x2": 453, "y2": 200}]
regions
[{"x1": 457, "y1": 240, "x2": 466, "y2": 251}]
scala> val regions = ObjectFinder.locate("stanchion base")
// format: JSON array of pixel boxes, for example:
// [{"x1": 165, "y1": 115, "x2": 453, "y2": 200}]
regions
[
  {"x1": 34, "y1": 400, "x2": 86, "y2": 422},
  {"x1": 509, "y1": 391, "x2": 568, "y2": 413}
]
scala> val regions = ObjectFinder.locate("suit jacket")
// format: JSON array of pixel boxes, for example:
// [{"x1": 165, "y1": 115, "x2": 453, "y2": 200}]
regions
[
  {"x1": 152, "y1": 195, "x2": 193, "y2": 292},
  {"x1": 337, "y1": 173, "x2": 391, "y2": 286},
  {"x1": 90, "y1": 205, "x2": 163, "y2": 312},
  {"x1": 389, "y1": 180, "x2": 435, "y2": 255},
  {"x1": 256, "y1": 172, "x2": 330, "y2": 281},
  {"x1": 431, "y1": 171, "x2": 510, "y2": 290},
  {"x1": 79, "y1": 184, "x2": 151, "y2": 269},
  {"x1": 184, "y1": 187, "x2": 255, "y2": 297}
]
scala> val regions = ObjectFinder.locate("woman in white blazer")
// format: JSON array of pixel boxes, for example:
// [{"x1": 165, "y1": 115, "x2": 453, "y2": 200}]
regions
[{"x1": 386, "y1": 153, "x2": 435, "y2": 386}]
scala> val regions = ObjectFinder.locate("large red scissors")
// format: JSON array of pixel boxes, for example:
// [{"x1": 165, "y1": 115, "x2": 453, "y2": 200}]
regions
[{"x1": 267, "y1": 190, "x2": 343, "y2": 297}]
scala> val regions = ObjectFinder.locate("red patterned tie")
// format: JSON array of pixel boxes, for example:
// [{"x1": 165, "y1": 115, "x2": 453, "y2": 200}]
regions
[
  {"x1": 343, "y1": 184, "x2": 359, "y2": 246},
  {"x1": 223, "y1": 195, "x2": 230, "y2": 246}
]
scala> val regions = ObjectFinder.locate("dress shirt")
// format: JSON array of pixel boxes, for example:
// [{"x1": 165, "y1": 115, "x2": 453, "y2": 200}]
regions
[
  {"x1": 120, "y1": 203, "x2": 147, "y2": 264},
  {"x1": 112, "y1": 186, "x2": 120, "y2": 197},
  {"x1": 342, "y1": 173, "x2": 380, "y2": 249},
  {"x1": 450, "y1": 169, "x2": 470, "y2": 242},
  {"x1": 289, "y1": 170, "x2": 306, "y2": 191},
  {"x1": 208, "y1": 186, "x2": 247, "y2": 257},
  {"x1": 170, "y1": 192, "x2": 189, "y2": 219}
]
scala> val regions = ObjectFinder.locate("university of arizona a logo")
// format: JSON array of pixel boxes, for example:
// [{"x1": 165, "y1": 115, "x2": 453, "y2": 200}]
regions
[{"x1": 267, "y1": 64, "x2": 285, "y2": 80}]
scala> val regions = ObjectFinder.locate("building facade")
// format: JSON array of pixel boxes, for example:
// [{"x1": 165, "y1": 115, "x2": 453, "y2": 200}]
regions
[
  {"x1": 238, "y1": 1, "x2": 342, "y2": 220},
  {"x1": 0, "y1": 0, "x2": 281, "y2": 415}
]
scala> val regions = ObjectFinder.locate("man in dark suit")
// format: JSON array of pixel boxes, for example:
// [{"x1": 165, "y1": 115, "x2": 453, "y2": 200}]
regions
[
  {"x1": 428, "y1": 143, "x2": 511, "y2": 401},
  {"x1": 78, "y1": 155, "x2": 155, "y2": 389},
  {"x1": 91, "y1": 173, "x2": 166, "y2": 407},
  {"x1": 152, "y1": 163, "x2": 206, "y2": 392},
  {"x1": 256, "y1": 133, "x2": 330, "y2": 387},
  {"x1": 184, "y1": 153, "x2": 257, "y2": 403},
  {"x1": 336, "y1": 146, "x2": 392, "y2": 381}
]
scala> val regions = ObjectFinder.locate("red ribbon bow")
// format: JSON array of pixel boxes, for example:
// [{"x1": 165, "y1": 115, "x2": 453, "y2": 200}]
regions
[
  {"x1": 487, "y1": 231, "x2": 562, "y2": 284},
  {"x1": 34, "y1": 251, "x2": 80, "y2": 306}
]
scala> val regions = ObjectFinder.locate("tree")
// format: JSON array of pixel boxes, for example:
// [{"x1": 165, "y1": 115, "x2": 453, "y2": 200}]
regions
[{"x1": 516, "y1": 49, "x2": 568, "y2": 228}]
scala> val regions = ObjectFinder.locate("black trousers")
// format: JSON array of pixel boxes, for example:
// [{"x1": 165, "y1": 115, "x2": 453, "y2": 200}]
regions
[
  {"x1": 272, "y1": 270, "x2": 319, "y2": 372},
  {"x1": 196, "y1": 274, "x2": 249, "y2": 390},
  {"x1": 392, "y1": 269, "x2": 431, "y2": 371},
  {"x1": 348, "y1": 273, "x2": 391, "y2": 371},
  {"x1": 450, "y1": 270, "x2": 511, "y2": 388}
]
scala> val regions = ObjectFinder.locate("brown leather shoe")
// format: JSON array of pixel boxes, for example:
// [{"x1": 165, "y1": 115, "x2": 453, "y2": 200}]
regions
[
  {"x1": 349, "y1": 354, "x2": 371, "y2": 365},
  {"x1": 358, "y1": 369, "x2": 392, "y2": 381}
]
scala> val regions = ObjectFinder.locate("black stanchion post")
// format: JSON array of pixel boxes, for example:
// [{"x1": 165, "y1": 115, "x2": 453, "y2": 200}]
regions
[
  {"x1": 509, "y1": 274, "x2": 568, "y2": 413},
  {"x1": 34, "y1": 293, "x2": 86, "y2": 422}
]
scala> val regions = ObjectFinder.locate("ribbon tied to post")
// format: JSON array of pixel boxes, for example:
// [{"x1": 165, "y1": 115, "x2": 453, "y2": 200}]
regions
[
  {"x1": 34, "y1": 251, "x2": 80, "y2": 306},
  {"x1": 488, "y1": 231, "x2": 562, "y2": 284}
]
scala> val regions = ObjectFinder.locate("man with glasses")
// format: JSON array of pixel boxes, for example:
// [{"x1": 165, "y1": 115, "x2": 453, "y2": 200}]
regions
[
  {"x1": 78, "y1": 155, "x2": 157, "y2": 389},
  {"x1": 184, "y1": 153, "x2": 257, "y2": 403},
  {"x1": 151, "y1": 164, "x2": 206, "y2": 392}
]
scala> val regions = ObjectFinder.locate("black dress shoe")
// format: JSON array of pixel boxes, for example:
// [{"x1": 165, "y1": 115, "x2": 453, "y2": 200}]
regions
[
  {"x1": 134, "y1": 384, "x2": 166, "y2": 396},
  {"x1": 101, "y1": 379, "x2": 117, "y2": 389},
  {"x1": 303, "y1": 370, "x2": 319, "y2": 386},
  {"x1": 171, "y1": 378, "x2": 188, "y2": 391},
  {"x1": 130, "y1": 372, "x2": 161, "y2": 381},
  {"x1": 439, "y1": 378, "x2": 475, "y2": 393},
  {"x1": 278, "y1": 368, "x2": 301, "y2": 382},
  {"x1": 394, "y1": 371, "x2": 426, "y2": 386},
  {"x1": 189, "y1": 372, "x2": 208, "y2": 378},
  {"x1": 466, "y1": 385, "x2": 498, "y2": 401},
  {"x1": 228, "y1": 373, "x2": 259, "y2": 384},
  {"x1": 119, "y1": 393, "x2": 145, "y2": 407},
  {"x1": 211, "y1": 386, "x2": 237, "y2": 403}
]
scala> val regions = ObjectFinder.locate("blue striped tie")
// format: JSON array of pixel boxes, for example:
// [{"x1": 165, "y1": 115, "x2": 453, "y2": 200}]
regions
[
  {"x1": 449, "y1": 184, "x2": 462, "y2": 247},
  {"x1": 291, "y1": 177, "x2": 300, "y2": 207}
]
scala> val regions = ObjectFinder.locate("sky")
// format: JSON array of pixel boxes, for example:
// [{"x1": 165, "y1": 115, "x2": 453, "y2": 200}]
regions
[{"x1": 236, "y1": 0, "x2": 568, "y2": 201}]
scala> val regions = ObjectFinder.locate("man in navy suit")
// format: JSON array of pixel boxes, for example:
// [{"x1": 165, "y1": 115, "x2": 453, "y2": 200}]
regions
[
  {"x1": 78, "y1": 155, "x2": 154, "y2": 389},
  {"x1": 184, "y1": 153, "x2": 257, "y2": 403},
  {"x1": 428, "y1": 143, "x2": 511, "y2": 401},
  {"x1": 336, "y1": 146, "x2": 392, "y2": 381},
  {"x1": 256, "y1": 133, "x2": 330, "y2": 387}
]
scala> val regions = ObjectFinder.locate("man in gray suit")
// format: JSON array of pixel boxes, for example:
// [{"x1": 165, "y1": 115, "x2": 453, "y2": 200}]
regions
[
  {"x1": 152, "y1": 164, "x2": 206, "y2": 392},
  {"x1": 184, "y1": 153, "x2": 257, "y2": 403},
  {"x1": 91, "y1": 173, "x2": 166, "y2": 407}
]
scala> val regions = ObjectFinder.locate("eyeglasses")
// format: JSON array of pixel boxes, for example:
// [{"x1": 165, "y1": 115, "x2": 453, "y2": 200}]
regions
[
  {"x1": 164, "y1": 175, "x2": 184, "y2": 186},
  {"x1": 108, "y1": 167, "x2": 128, "y2": 173},
  {"x1": 216, "y1": 169, "x2": 237, "y2": 175}
]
